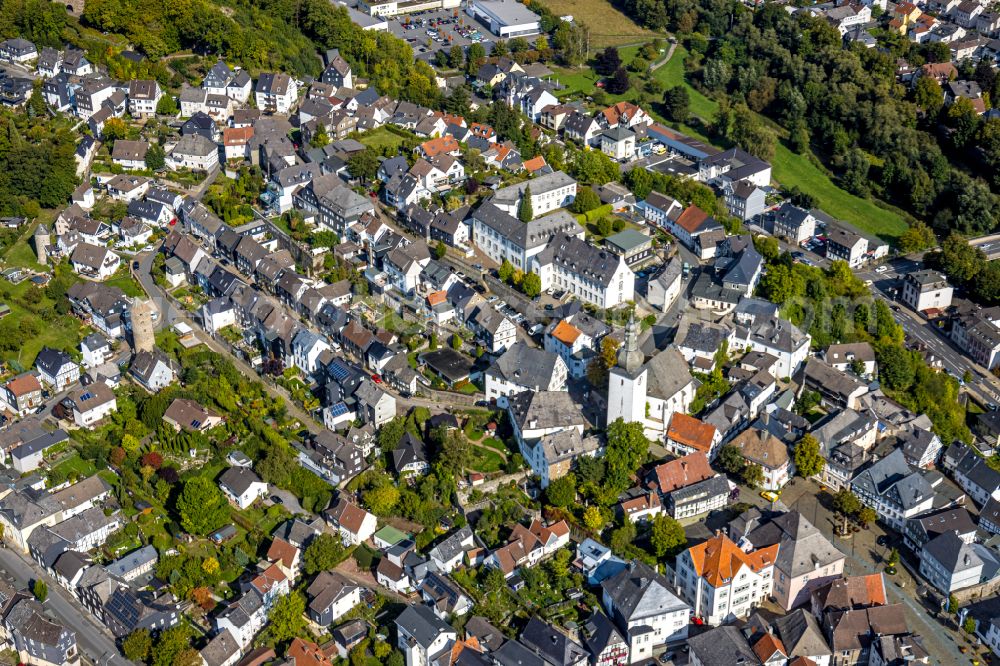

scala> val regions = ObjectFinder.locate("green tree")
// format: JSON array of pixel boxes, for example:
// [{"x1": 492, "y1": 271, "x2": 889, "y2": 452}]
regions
[
  {"x1": 586, "y1": 336, "x2": 619, "y2": 388},
  {"x1": 450, "y1": 333, "x2": 462, "y2": 350},
  {"x1": 570, "y1": 187, "x2": 601, "y2": 213},
  {"x1": 876, "y1": 343, "x2": 915, "y2": 391},
  {"x1": 153, "y1": 626, "x2": 192, "y2": 666},
  {"x1": 518, "y1": 185, "x2": 533, "y2": 222},
  {"x1": 104, "y1": 118, "x2": 129, "y2": 141},
  {"x1": 177, "y1": 476, "x2": 229, "y2": 536},
  {"x1": 348, "y1": 148, "x2": 379, "y2": 185},
  {"x1": 146, "y1": 143, "x2": 165, "y2": 170},
  {"x1": 963, "y1": 616, "x2": 977, "y2": 634},
  {"x1": 466, "y1": 42, "x2": 486, "y2": 74},
  {"x1": 303, "y1": 533, "x2": 345, "y2": 574},
  {"x1": 546, "y1": 473, "x2": 576, "y2": 507},
  {"x1": 122, "y1": 628, "x2": 152, "y2": 663},
  {"x1": 310, "y1": 123, "x2": 330, "y2": 148},
  {"x1": 718, "y1": 445, "x2": 744, "y2": 475},
  {"x1": 832, "y1": 488, "x2": 862, "y2": 517},
  {"x1": 434, "y1": 240, "x2": 447, "y2": 260},
  {"x1": 948, "y1": 594, "x2": 959, "y2": 614},
  {"x1": 156, "y1": 95, "x2": 178, "y2": 116},
  {"x1": 662, "y1": 86, "x2": 690, "y2": 123},
  {"x1": 596, "y1": 217, "x2": 613, "y2": 236},
  {"x1": 858, "y1": 506, "x2": 877, "y2": 527},
  {"x1": 521, "y1": 272, "x2": 541, "y2": 298},
  {"x1": 605, "y1": 419, "x2": 649, "y2": 493},
  {"x1": 649, "y1": 513, "x2": 686, "y2": 558},
  {"x1": 449, "y1": 45, "x2": 464, "y2": 69},
  {"x1": 31, "y1": 579, "x2": 47, "y2": 602},
  {"x1": 759, "y1": 264, "x2": 794, "y2": 303},
  {"x1": 913, "y1": 75, "x2": 943, "y2": 116},
  {"x1": 793, "y1": 434, "x2": 825, "y2": 478},
  {"x1": 946, "y1": 97, "x2": 980, "y2": 149},
  {"x1": 741, "y1": 463, "x2": 764, "y2": 489},
  {"x1": 498, "y1": 259, "x2": 515, "y2": 283},
  {"x1": 610, "y1": 517, "x2": 637, "y2": 554},
  {"x1": 268, "y1": 592, "x2": 307, "y2": 643},
  {"x1": 583, "y1": 505, "x2": 606, "y2": 533},
  {"x1": 363, "y1": 483, "x2": 400, "y2": 516},
  {"x1": 898, "y1": 221, "x2": 937, "y2": 253}
]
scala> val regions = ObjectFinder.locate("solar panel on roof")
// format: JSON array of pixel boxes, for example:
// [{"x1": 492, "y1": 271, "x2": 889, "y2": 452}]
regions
[
  {"x1": 328, "y1": 361, "x2": 351, "y2": 382},
  {"x1": 328, "y1": 402, "x2": 349, "y2": 418}
]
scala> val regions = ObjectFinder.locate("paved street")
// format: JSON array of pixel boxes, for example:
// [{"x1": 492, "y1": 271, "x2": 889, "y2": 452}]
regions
[{"x1": 0, "y1": 546, "x2": 132, "y2": 666}]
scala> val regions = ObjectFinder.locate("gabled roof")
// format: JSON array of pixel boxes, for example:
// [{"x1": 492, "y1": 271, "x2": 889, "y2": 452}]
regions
[
  {"x1": 652, "y1": 452, "x2": 714, "y2": 494},
  {"x1": 685, "y1": 533, "x2": 778, "y2": 588}
]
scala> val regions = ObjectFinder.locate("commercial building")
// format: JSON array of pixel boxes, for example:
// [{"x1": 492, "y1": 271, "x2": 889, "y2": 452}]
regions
[{"x1": 467, "y1": 0, "x2": 541, "y2": 37}]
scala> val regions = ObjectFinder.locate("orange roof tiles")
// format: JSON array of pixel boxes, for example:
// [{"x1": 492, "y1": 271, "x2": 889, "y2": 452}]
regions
[
  {"x1": 287, "y1": 638, "x2": 334, "y2": 666},
  {"x1": 551, "y1": 320, "x2": 582, "y2": 346},
  {"x1": 753, "y1": 634, "x2": 786, "y2": 662},
  {"x1": 675, "y1": 205, "x2": 711, "y2": 234},
  {"x1": 523, "y1": 155, "x2": 547, "y2": 173},
  {"x1": 6, "y1": 374, "x2": 40, "y2": 397},
  {"x1": 788, "y1": 658, "x2": 817, "y2": 666},
  {"x1": 223, "y1": 126, "x2": 254, "y2": 146},
  {"x1": 653, "y1": 452, "x2": 714, "y2": 494},
  {"x1": 667, "y1": 414, "x2": 717, "y2": 454},
  {"x1": 603, "y1": 101, "x2": 641, "y2": 126},
  {"x1": 251, "y1": 562, "x2": 287, "y2": 595},
  {"x1": 687, "y1": 533, "x2": 779, "y2": 588},
  {"x1": 427, "y1": 290, "x2": 447, "y2": 307},
  {"x1": 420, "y1": 135, "x2": 459, "y2": 157}
]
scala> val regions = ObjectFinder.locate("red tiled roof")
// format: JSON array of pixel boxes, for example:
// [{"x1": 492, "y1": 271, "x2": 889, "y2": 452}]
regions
[
  {"x1": 667, "y1": 413, "x2": 717, "y2": 454},
  {"x1": 653, "y1": 452, "x2": 714, "y2": 494},
  {"x1": 687, "y1": 533, "x2": 779, "y2": 588}
]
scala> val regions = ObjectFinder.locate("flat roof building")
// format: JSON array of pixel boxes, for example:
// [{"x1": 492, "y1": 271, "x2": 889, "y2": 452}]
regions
[{"x1": 468, "y1": 0, "x2": 541, "y2": 37}]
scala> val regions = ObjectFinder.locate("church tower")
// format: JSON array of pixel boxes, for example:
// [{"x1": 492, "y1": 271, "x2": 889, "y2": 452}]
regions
[{"x1": 606, "y1": 314, "x2": 647, "y2": 427}]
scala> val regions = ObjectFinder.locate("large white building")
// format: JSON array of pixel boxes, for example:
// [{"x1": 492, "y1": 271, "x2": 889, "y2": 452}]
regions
[
  {"x1": 471, "y1": 202, "x2": 582, "y2": 272},
  {"x1": 492, "y1": 171, "x2": 578, "y2": 220},
  {"x1": 532, "y1": 234, "x2": 635, "y2": 309},
  {"x1": 467, "y1": 0, "x2": 542, "y2": 37},
  {"x1": 674, "y1": 533, "x2": 777, "y2": 626},
  {"x1": 607, "y1": 316, "x2": 696, "y2": 441}
]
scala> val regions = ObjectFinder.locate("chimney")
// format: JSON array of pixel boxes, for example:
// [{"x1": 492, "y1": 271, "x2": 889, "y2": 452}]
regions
[{"x1": 761, "y1": 410, "x2": 769, "y2": 426}]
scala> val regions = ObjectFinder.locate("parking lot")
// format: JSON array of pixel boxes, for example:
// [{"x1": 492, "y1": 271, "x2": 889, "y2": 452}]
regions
[{"x1": 386, "y1": 8, "x2": 495, "y2": 62}]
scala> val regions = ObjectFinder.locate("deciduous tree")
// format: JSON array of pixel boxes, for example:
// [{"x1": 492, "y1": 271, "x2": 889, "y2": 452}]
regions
[
  {"x1": 649, "y1": 513, "x2": 686, "y2": 558},
  {"x1": 793, "y1": 434, "x2": 824, "y2": 478},
  {"x1": 177, "y1": 477, "x2": 228, "y2": 536},
  {"x1": 304, "y1": 533, "x2": 345, "y2": 574}
]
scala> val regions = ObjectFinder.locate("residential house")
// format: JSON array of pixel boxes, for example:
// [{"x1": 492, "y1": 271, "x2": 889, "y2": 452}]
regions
[
  {"x1": 218, "y1": 467, "x2": 268, "y2": 510},
  {"x1": 34, "y1": 347, "x2": 79, "y2": 391},
  {"x1": 255, "y1": 73, "x2": 297, "y2": 114},
  {"x1": 851, "y1": 449, "x2": 935, "y2": 531},
  {"x1": 674, "y1": 532, "x2": 777, "y2": 625},
  {"x1": 63, "y1": 383, "x2": 117, "y2": 429},
  {"x1": 901, "y1": 270, "x2": 953, "y2": 313},
  {"x1": 306, "y1": 571, "x2": 361, "y2": 627},
  {"x1": 485, "y1": 344, "x2": 568, "y2": 407},
  {"x1": 601, "y1": 561, "x2": 690, "y2": 663},
  {"x1": 324, "y1": 497, "x2": 377, "y2": 545}
]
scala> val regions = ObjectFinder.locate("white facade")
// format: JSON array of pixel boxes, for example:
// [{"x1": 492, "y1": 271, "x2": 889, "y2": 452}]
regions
[
  {"x1": 74, "y1": 396, "x2": 117, "y2": 428},
  {"x1": 533, "y1": 246, "x2": 634, "y2": 309},
  {"x1": 674, "y1": 537, "x2": 775, "y2": 626}
]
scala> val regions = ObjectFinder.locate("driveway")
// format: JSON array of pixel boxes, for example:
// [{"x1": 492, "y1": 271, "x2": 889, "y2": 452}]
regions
[{"x1": 266, "y1": 486, "x2": 308, "y2": 515}]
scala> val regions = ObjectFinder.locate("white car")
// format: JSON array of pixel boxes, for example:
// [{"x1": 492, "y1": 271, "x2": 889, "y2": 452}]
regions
[{"x1": 875, "y1": 265, "x2": 888, "y2": 274}]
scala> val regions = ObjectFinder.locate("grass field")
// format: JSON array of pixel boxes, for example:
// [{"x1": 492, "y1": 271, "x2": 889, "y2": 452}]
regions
[
  {"x1": 469, "y1": 446, "x2": 505, "y2": 473},
  {"x1": 543, "y1": 0, "x2": 659, "y2": 48},
  {"x1": 359, "y1": 126, "x2": 409, "y2": 153}
]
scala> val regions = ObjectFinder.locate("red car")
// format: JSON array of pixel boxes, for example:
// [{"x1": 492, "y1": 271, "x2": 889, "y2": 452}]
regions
[{"x1": 371, "y1": 374, "x2": 382, "y2": 384}]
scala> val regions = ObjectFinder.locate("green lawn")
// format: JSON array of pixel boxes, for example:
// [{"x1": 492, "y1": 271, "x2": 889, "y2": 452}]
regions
[
  {"x1": 46, "y1": 452, "x2": 98, "y2": 487},
  {"x1": 469, "y1": 446, "x2": 504, "y2": 473},
  {"x1": 481, "y1": 437, "x2": 507, "y2": 453},
  {"x1": 358, "y1": 126, "x2": 408, "y2": 153},
  {"x1": 104, "y1": 268, "x2": 146, "y2": 297}
]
